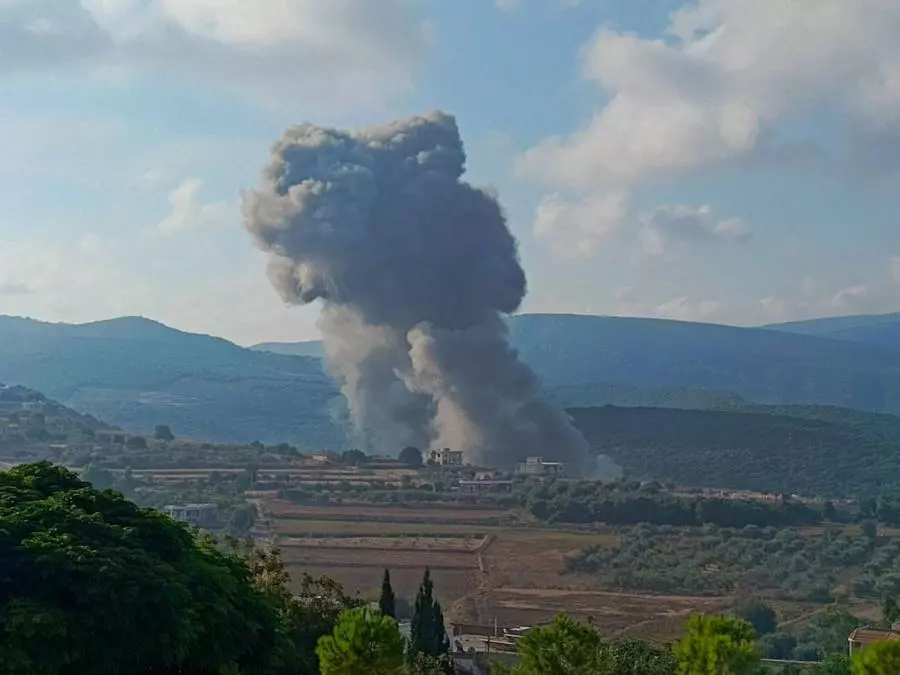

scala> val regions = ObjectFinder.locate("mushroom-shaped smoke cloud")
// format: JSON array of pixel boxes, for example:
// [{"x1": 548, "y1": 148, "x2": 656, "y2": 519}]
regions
[{"x1": 243, "y1": 111, "x2": 589, "y2": 472}]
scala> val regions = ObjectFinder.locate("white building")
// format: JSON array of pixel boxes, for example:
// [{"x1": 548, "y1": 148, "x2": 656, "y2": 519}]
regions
[
  {"x1": 429, "y1": 448, "x2": 464, "y2": 466},
  {"x1": 515, "y1": 456, "x2": 565, "y2": 477},
  {"x1": 164, "y1": 503, "x2": 218, "y2": 526}
]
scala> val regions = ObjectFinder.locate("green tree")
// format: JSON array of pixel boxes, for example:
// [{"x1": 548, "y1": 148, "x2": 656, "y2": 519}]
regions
[
  {"x1": 817, "y1": 653, "x2": 851, "y2": 675},
  {"x1": 880, "y1": 594, "x2": 900, "y2": 626},
  {"x1": 674, "y1": 615, "x2": 759, "y2": 675},
  {"x1": 734, "y1": 599, "x2": 777, "y2": 636},
  {"x1": 824, "y1": 501, "x2": 837, "y2": 521},
  {"x1": 410, "y1": 568, "x2": 450, "y2": 664},
  {"x1": 0, "y1": 462, "x2": 287, "y2": 675},
  {"x1": 860, "y1": 520, "x2": 878, "y2": 540},
  {"x1": 506, "y1": 614, "x2": 604, "y2": 675},
  {"x1": 125, "y1": 435, "x2": 147, "y2": 450},
  {"x1": 316, "y1": 607, "x2": 406, "y2": 675},
  {"x1": 380, "y1": 568, "x2": 397, "y2": 619},
  {"x1": 606, "y1": 638, "x2": 678, "y2": 674},
  {"x1": 235, "y1": 543, "x2": 360, "y2": 674},
  {"x1": 153, "y1": 424, "x2": 175, "y2": 442},
  {"x1": 229, "y1": 503, "x2": 256, "y2": 535},
  {"x1": 408, "y1": 653, "x2": 454, "y2": 674},
  {"x1": 341, "y1": 449, "x2": 368, "y2": 466},
  {"x1": 399, "y1": 446, "x2": 423, "y2": 468},
  {"x1": 852, "y1": 641, "x2": 900, "y2": 674}
]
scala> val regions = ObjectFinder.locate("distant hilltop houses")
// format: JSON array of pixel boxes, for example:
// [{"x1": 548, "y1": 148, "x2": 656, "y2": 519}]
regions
[
  {"x1": 164, "y1": 503, "x2": 218, "y2": 527},
  {"x1": 515, "y1": 456, "x2": 565, "y2": 477},
  {"x1": 428, "y1": 448, "x2": 464, "y2": 466},
  {"x1": 427, "y1": 448, "x2": 568, "y2": 477}
]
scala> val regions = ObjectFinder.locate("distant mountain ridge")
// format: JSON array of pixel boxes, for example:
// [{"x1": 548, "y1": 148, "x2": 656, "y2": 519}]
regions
[
  {"x1": 0, "y1": 315, "x2": 345, "y2": 448},
  {"x1": 763, "y1": 311, "x2": 900, "y2": 349},
  {"x1": 5, "y1": 311, "x2": 900, "y2": 450},
  {"x1": 253, "y1": 340, "x2": 325, "y2": 359}
]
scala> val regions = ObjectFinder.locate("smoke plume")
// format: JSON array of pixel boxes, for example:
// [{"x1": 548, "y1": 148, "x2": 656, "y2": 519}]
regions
[{"x1": 243, "y1": 111, "x2": 589, "y2": 471}]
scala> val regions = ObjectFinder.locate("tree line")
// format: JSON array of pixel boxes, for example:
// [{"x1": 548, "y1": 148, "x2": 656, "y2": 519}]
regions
[{"x1": 521, "y1": 480, "x2": 823, "y2": 529}]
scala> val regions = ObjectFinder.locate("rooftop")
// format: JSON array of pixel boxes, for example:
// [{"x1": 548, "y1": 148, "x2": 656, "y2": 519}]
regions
[{"x1": 849, "y1": 627, "x2": 900, "y2": 644}]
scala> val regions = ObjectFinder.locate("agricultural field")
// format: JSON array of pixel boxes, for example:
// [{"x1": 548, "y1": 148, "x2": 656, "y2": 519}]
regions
[{"x1": 262, "y1": 497, "x2": 734, "y2": 640}]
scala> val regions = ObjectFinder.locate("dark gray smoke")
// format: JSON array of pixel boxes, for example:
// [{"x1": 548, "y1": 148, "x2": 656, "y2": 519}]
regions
[{"x1": 243, "y1": 110, "x2": 589, "y2": 472}]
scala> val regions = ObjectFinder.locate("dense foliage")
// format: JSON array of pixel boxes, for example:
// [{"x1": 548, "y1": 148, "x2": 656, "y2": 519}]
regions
[
  {"x1": 522, "y1": 479, "x2": 822, "y2": 529},
  {"x1": 566, "y1": 524, "x2": 881, "y2": 602},
  {"x1": 0, "y1": 462, "x2": 288, "y2": 674},
  {"x1": 495, "y1": 614, "x2": 678, "y2": 675},
  {"x1": 380, "y1": 569, "x2": 397, "y2": 619},
  {"x1": 316, "y1": 608, "x2": 406, "y2": 675},
  {"x1": 570, "y1": 404, "x2": 900, "y2": 496},
  {"x1": 410, "y1": 569, "x2": 451, "y2": 668},
  {"x1": 673, "y1": 615, "x2": 759, "y2": 675}
]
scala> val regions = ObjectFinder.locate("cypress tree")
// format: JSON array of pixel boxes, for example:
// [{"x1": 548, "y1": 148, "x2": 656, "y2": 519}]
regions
[
  {"x1": 379, "y1": 568, "x2": 397, "y2": 619},
  {"x1": 410, "y1": 568, "x2": 450, "y2": 664}
]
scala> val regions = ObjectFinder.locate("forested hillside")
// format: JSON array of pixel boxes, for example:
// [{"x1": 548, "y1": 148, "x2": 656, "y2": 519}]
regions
[
  {"x1": 569, "y1": 404, "x2": 900, "y2": 497},
  {"x1": 0, "y1": 316, "x2": 345, "y2": 448}
]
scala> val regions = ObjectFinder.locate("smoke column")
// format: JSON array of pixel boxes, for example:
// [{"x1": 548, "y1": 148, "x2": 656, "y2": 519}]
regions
[{"x1": 243, "y1": 111, "x2": 589, "y2": 471}]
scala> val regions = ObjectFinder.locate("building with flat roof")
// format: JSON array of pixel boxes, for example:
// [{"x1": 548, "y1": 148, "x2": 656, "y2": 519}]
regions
[
  {"x1": 515, "y1": 456, "x2": 565, "y2": 477},
  {"x1": 164, "y1": 503, "x2": 218, "y2": 526},
  {"x1": 849, "y1": 624, "x2": 900, "y2": 654},
  {"x1": 429, "y1": 448, "x2": 464, "y2": 466}
]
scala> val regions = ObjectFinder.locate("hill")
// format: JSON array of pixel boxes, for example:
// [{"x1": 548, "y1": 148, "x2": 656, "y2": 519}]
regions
[
  {"x1": 0, "y1": 381, "x2": 113, "y2": 434},
  {"x1": 0, "y1": 316, "x2": 344, "y2": 448},
  {"x1": 252, "y1": 340, "x2": 326, "y2": 359},
  {"x1": 507, "y1": 314, "x2": 900, "y2": 413},
  {"x1": 9, "y1": 311, "x2": 900, "y2": 452},
  {"x1": 544, "y1": 381, "x2": 747, "y2": 410},
  {"x1": 251, "y1": 313, "x2": 900, "y2": 414},
  {"x1": 569, "y1": 404, "x2": 900, "y2": 497},
  {"x1": 764, "y1": 312, "x2": 900, "y2": 349}
]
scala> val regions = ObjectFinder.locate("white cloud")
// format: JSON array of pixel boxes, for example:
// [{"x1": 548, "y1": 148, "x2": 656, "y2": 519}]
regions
[
  {"x1": 0, "y1": 0, "x2": 428, "y2": 106},
  {"x1": 522, "y1": 0, "x2": 900, "y2": 190},
  {"x1": 494, "y1": 0, "x2": 520, "y2": 10},
  {"x1": 759, "y1": 256, "x2": 900, "y2": 321},
  {"x1": 0, "y1": 234, "x2": 154, "y2": 323},
  {"x1": 519, "y1": 0, "x2": 900, "y2": 254},
  {"x1": 0, "y1": 230, "x2": 321, "y2": 344},
  {"x1": 153, "y1": 178, "x2": 234, "y2": 235},
  {"x1": 533, "y1": 192, "x2": 629, "y2": 257},
  {"x1": 759, "y1": 296, "x2": 788, "y2": 320},
  {"x1": 654, "y1": 296, "x2": 721, "y2": 322},
  {"x1": 827, "y1": 284, "x2": 885, "y2": 314},
  {"x1": 638, "y1": 204, "x2": 749, "y2": 257}
]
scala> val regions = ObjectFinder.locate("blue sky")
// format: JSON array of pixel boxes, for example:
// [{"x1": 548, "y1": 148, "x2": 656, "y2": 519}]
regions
[{"x1": 1, "y1": 0, "x2": 899, "y2": 345}]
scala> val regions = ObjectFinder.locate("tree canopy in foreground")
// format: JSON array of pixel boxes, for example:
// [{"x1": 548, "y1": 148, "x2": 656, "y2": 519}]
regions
[{"x1": 0, "y1": 462, "x2": 287, "y2": 675}]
